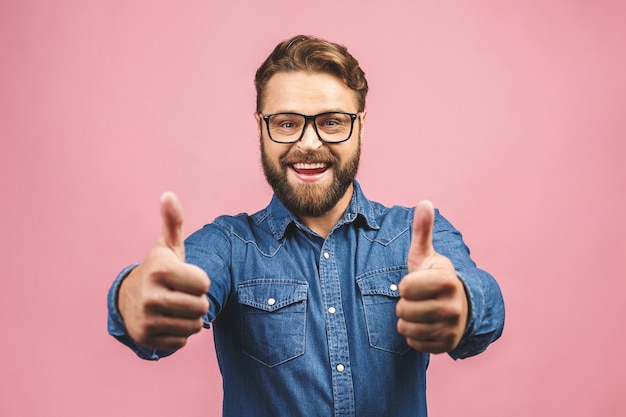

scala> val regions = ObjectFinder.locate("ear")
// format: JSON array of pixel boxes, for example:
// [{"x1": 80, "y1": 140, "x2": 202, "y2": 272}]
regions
[
  {"x1": 359, "y1": 110, "x2": 367, "y2": 139},
  {"x1": 254, "y1": 112, "x2": 262, "y2": 137}
]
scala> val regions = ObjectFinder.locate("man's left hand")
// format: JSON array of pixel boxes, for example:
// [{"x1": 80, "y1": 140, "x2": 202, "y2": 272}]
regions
[{"x1": 396, "y1": 200, "x2": 469, "y2": 354}]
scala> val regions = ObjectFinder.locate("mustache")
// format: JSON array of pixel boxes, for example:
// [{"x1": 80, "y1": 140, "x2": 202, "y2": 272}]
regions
[{"x1": 280, "y1": 149, "x2": 338, "y2": 166}]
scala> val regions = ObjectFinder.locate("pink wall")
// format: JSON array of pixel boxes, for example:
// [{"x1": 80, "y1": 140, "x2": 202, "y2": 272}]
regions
[{"x1": 1, "y1": 1, "x2": 625, "y2": 416}]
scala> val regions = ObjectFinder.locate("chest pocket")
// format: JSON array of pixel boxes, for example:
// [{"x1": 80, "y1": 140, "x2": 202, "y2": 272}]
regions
[
  {"x1": 238, "y1": 279, "x2": 308, "y2": 367},
  {"x1": 356, "y1": 268, "x2": 410, "y2": 355}
]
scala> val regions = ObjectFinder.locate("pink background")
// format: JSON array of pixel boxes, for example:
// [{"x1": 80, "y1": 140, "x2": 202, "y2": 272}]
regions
[{"x1": 1, "y1": 1, "x2": 625, "y2": 416}]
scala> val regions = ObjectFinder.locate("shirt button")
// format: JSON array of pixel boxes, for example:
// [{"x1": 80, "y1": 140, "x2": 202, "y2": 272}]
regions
[
  {"x1": 336, "y1": 364, "x2": 345, "y2": 373},
  {"x1": 323, "y1": 252, "x2": 330, "y2": 260},
  {"x1": 328, "y1": 307, "x2": 336, "y2": 314},
  {"x1": 267, "y1": 298, "x2": 276, "y2": 306},
  {"x1": 390, "y1": 284, "x2": 398, "y2": 292}
]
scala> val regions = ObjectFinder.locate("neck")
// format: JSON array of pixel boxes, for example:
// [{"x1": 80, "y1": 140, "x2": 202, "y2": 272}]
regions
[{"x1": 299, "y1": 183, "x2": 354, "y2": 238}]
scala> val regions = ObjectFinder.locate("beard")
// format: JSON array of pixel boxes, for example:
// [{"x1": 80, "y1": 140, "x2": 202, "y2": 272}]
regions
[{"x1": 261, "y1": 139, "x2": 361, "y2": 218}]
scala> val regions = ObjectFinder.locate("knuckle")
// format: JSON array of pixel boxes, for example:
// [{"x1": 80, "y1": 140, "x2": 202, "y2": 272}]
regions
[
  {"x1": 434, "y1": 328, "x2": 456, "y2": 350},
  {"x1": 191, "y1": 318, "x2": 204, "y2": 333},
  {"x1": 133, "y1": 322, "x2": 156, "y2": 347},
  {"x1": 395, "y1": 300, "x2": 404, "y2": 318},
  {"x1": 142, "y1": 290, "x2": 168, "y2": 311},
  {"x1": 161, "y1": 337, "x2": 188, "y2": 351},
  {"x1": 437, "y1": 302, "x2": 461, "y2": 322},
  {"x1": 439, "y1": 271, "x2": 458, "y2": 290},
  {"x1": 187, "y1": 295, "x2": 208, "y2": 317},
  {"x1": 149, "y1": 261, "x2": 174, "y2": 282},
  {"x1": 174, "y1": 338, "x2": 188, "y2": 350},
  {"x1": 398, "y1": 274, "x2": 418, "y2": 297},
  {"x1": 200, "y1": 296, "x2": 210, "y2": 314},
  {"x1": 396, "y1": 318, "x2": 406, "y2": 335},
  {"x1": 201, "y1": 275, "x2": 211, "y2": 294},
  {"x1": 138, "y1": 314, "x2": 160, "y2": 333}
]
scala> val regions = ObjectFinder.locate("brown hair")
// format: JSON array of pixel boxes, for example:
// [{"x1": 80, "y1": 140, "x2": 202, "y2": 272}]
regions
[{"x1": 254, "y1": 35, "x2": 368, "y2": 112}]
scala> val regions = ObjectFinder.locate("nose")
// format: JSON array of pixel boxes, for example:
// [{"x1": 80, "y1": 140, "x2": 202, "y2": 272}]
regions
[{"x1": 295, "y1": 120, "x2": 323, "y2": 151}]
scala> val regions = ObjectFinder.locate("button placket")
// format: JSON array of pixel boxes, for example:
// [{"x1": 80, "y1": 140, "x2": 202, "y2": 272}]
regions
[{"x1": 318, "y1": 236, "x2": 354, "y2": 415}]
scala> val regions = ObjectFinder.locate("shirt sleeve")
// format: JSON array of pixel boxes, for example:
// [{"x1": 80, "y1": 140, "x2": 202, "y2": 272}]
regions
[{"x1": 431, "y1": 210, "x2": 505, "y2": 360}]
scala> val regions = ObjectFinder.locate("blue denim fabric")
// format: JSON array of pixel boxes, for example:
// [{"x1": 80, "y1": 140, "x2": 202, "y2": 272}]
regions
[{"x1": 108, "y1": 181, "x2": 505, "y2": 416}]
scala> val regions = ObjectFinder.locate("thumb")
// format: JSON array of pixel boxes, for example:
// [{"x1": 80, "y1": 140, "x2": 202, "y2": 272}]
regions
[
  {"x1": 407, "y1": 200, "x2": 435, "y2": 272},
  {"x1": 160, "y1": 191, "x2": 185, "y2": 261}
]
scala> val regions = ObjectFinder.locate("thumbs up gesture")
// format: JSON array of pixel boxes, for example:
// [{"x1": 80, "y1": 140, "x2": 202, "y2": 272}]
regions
[
  {"x1": 118, "y1": 192, "x2": 211, "y2": 351},
  {"x1": 396, "y1": 201, "x2": 469, "y2": 354}
]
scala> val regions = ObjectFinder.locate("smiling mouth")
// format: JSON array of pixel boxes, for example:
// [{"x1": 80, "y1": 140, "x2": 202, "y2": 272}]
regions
[{"x1": 291, "y1": 162, "x2": 330, "y2": 175}]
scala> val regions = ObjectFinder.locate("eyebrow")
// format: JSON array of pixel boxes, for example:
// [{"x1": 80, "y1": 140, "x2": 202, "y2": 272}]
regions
[{"x1": 265, "y1": 109, "x2": 355, "y2": 115}]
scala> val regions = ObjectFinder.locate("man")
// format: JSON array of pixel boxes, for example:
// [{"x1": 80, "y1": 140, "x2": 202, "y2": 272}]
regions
[{"x1": 108, "y1": 35, "x2": 505, "y2": 416}]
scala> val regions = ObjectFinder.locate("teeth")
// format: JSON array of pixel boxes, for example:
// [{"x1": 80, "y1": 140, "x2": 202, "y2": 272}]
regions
[{"x1": 293, "y1": 162, "x2": 327, "y2": 169}]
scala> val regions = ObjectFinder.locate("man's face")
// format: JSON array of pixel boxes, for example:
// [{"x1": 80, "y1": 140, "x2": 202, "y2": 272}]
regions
[{"x1": 256, "y1": 71, "x2": 365, "y2": 218}]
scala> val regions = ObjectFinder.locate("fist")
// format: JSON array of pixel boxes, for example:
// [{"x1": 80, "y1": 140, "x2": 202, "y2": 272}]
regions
[
  {"x1": 396, "y1": 201, "x2": 468, "y2": 354},
  {"x1": 118, "y1": 192, "x2": 211, "y2": 351}
]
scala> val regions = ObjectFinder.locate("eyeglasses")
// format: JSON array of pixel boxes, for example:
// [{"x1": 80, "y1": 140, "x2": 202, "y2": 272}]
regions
[{"x1": 260, "y1": 112, "x2": 361, "y2": 144}]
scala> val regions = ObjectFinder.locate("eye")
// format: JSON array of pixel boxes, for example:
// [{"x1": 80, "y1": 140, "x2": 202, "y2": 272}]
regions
[
  {"x1": 317, "y1": 113, "x2": 349, "y2": 132},
  {"x1": 271, "y1": 116, "x2": 290, "y2": 126},
  {"x1": 269, "y1": 114, "x2": 304, "y2": 136}
]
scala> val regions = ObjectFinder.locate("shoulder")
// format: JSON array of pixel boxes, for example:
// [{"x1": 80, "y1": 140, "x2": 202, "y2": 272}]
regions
[
  {"x1": 187, "y1": 211, "x2": 261, "y2": 241},
  {"x1": 185, "y1": 205, "x2": 284, "y2": 253}
]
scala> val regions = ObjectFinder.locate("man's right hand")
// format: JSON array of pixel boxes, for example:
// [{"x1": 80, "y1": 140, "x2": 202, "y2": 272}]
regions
[{"x1": 118, "y1": 192, "x2": 211, "y2": 351}]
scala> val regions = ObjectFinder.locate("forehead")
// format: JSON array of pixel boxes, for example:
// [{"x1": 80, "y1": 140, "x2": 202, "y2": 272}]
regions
[{"x1": 262, "y1": 71, "x2": 359, "y2": 114}]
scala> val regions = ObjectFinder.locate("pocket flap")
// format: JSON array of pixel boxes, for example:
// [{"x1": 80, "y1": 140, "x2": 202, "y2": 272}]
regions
[
  {"x1": 238, "y1": 279, "x2": 308, "y2": 312},
  {"x1": 356, "y1": 269, "x2": 405, "y2": 298}
]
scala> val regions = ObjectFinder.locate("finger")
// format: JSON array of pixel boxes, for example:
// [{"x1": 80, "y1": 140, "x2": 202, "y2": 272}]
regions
[
  {"x1": 398, "y1": 268, "x2": 458, "y2": 301},
  {"x1": 396, "y1": 296, "x2": 462, "y2": 326},
  {"x1": 397, "y1": 319, "x2": 441, "y2": 341},
  {"x1": 141, "y1": 318, "x2": 205, "y2": 350},
  {"x1": 407, "y1": 200, "x2": 436, "y2": 273},
  {"x1": 146, "y1": 316, "x2": 205, "y2": 339},
  {"x1": 160, "y1": 191, "x2": 185, "y2": 260},
  {"x1": 148, "y1": 254, "x2": 211, "y2": 295},
  {"x1": 141, "y1": 335, "x2": 189, "y2": 351},
  {"x1": 408, "y1": 341, "x2": 447, "y2": 355},
  {"x1": 396, "y1": 298, "x2": 444, "y2": 324},
  {"x1": 397, "y1": 319, "x2": 458, "y2": 353},
  {"x1": 145, "y1": 289, "x2": 209, "y2": 319}
]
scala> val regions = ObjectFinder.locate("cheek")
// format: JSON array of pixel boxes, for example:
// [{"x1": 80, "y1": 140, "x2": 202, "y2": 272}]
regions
[
  {"x1": 262, "y1": 139, "x2": 290, "y2": 163},
  {"x1": 337, "y1": 142, "x2": 360, "y2": 162}
]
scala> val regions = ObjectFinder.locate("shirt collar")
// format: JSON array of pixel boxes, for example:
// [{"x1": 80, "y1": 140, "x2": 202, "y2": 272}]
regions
[{"x1": 263, "y1": 180, "x2": 381, "y2": 241}]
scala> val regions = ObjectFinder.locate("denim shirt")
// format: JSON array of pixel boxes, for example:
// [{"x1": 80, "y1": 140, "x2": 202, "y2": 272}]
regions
[{"x1": 108, "y1": 181, "x2": 505, "y2": 417}]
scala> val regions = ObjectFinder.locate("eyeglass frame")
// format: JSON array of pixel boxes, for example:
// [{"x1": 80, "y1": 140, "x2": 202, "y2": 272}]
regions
[{"x1": 258, "y1": 111, "x2": 363, "y2": 144}]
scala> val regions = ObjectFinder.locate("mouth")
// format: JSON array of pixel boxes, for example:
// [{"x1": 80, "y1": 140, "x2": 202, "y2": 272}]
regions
[{"x1": 291, "y1": 162, "x2": 330, "y2": 175}]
